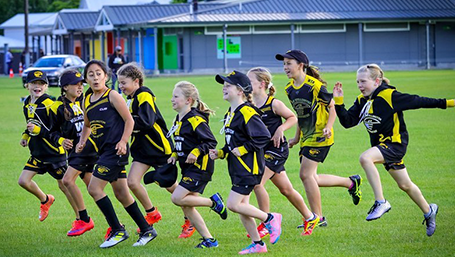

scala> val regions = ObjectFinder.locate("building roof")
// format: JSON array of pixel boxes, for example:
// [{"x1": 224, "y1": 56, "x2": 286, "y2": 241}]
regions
[
  {"x1": 79, "y1": 0, "x2": 158, "y2": 11},
  {"x1": 59, "y1": 10, "x2": 100, "y2": 30},
  {"x1": 151, "y1": 0, "x2": 455, "y2": 24},
  {"x1": 0, "y1": 13, "x2": 57, "y2": 29}
]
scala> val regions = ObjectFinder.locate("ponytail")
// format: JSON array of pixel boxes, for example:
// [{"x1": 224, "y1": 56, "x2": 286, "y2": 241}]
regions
[
  {"x1": 60, "y1": 86, "x2": 72, "y2": 121},
  {"x1": 306, "y1": 65, "x2": 327, "y2": 86},
  {"x1": 175, "y1": 81, "x2": 215, "y2": 116},
  {"x1": 358, "y1": 64, "x2": 390, "y2": 85}
]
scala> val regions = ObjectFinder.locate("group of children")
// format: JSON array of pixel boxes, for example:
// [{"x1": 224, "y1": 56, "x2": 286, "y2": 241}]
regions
[{"x1": 19, "y1": 50, "x2": 453, "y2": 253}]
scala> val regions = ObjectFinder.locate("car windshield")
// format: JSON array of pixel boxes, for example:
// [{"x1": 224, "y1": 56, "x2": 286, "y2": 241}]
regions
[{"x1": 34, "y1": 58, "x2": 65, "y2": 68}]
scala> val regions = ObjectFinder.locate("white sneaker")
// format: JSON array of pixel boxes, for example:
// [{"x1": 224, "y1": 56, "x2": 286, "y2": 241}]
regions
[
  {"x1": 366, "y1": 200, "x2": 391, "y2": 221},
  {"x1": 100, "y1": 229, "x2": 129, "y2": 248},
  {"x1": 133, "y1": 226, "x2": 157, "y2": 246}
]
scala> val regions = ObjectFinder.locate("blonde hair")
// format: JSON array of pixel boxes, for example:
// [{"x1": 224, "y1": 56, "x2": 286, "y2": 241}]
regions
[
  {"x1": 357, "y1": 64, "x2": 390, "y2": 85},
  {"x1": 175, "y1": 81, "x2": 214, "y2": 116},
  {"x1": 248, "y1": 67, "x2": 275, "y2": 96}
]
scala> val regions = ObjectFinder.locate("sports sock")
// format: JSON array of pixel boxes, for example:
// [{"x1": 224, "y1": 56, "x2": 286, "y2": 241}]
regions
[
  {"x1": 377, "y1": 199, "x2": 386, "y2": 204},
  {"x1": 264, "y1": 213, "x2": 273, "y2": 223},
  {"x1": 79, "y1": 209, "x2": 90, "y2": 223},
  {"x1": 125, "y1": 201, "x2": 149, "y2": 233},
  {"x1": 146, "y1": 206, "x2": 156, "y2": 213},
  {"x1": 96, "y1": 196, "x2": 122, "y2": 231},
  {"x1": 41, "y1": 195, "x2": 49, "y2": 204},
  {"x1": 254, "y1": 240, "x2": 264, "y2": 246},
  {"x1": 424, "y1": 208, "x2": 432, "y2": 219}
]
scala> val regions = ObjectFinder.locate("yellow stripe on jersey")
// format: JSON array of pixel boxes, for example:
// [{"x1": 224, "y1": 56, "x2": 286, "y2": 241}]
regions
[
  {"x1": 43, "y1": 138, "x2": 65, "y2": 154},
  {"x1": 265, "y1": 96, "x2": 274, "y2": 105},
  {"x1": 236, "y1": 156, "x2": 251, "y2": 173},
  {"x1": 392, "y1": 113, "x2": 401, "y2": 143},
  {"x1": 252, "y1": 152, "x2": 258, "y2": 175},
  {"x1": 145, "y1": 134, "x2": 164, "y2": 152},
  {"x1": 25, "y1": 163, "x2": 39, "y2": 168},
  {"x1": 42, "y1": 98, "x2": 54, "y2": 116},
  {"x1": 88, "y1": 137, "x2": 98, "y2": 152},
  {"x1": 190, "y1": 148, "x2": 201, "y2": 158},
  {"x1": 84, "y1": 94, "x2": 92, "y2": 109},
  {"x1": 86, "y1": 98, "x2": 109, "y2": 114},
  {"x1": 137, "y1": 92, "x2": 156, "y2": 112},
  {"x1": 356, "y1": 94, "x2": 365, "y2": 104},
  {"x1": 239, "y1": 105, "x2": 257, "y2": 124},
  {"x1": 51, "y1": 101, "x2": 62, "y2": 115},
  {"x1": 153, "y1": 123, "x2": 173, "y2": 155},
  {"x1": 201, "y1": 154, "x2": 209, "y2": 171},
  {"x1": 377, "y1": 88, "x2": 395, "y2": 109},
  {"x1": 188, "y1": 116, "x2": 206, "y2": 131}
]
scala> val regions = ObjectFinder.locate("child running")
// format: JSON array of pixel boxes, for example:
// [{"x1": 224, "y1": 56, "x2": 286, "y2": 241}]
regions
[
  {"x1": 117, "y1": 63, "x2": 191, "y2": 238},
  {"x1": 276, "y1": 50, "x2": 362, "y2": 227},
  {"x1": 333, "y1": 63, "x2": 454, "y2": 236},
  {"x1": 52, "y1": 69, "x2": 97, "y2": 236},
  {"x1": 209, "y1": 70, "x2": 282, "y2": 255},
  {"x1": 75, "y1": 60, "x2": 156, "y2": 248},
  {"x1": 167, "y1": 81, "x2": 227, "y2": 248},
  {"x1": 18, "y1": 70, "x2": 78, "y2": 225},
  {"x1": 247, "y1": 67, "x2": 319, "y2": 237}
]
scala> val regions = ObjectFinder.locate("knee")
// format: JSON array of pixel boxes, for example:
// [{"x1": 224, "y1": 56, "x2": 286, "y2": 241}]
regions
[
  {"x1": 359, "y1": 153, "x2": 373, "y2": 166},
  {"x1": 397, "y1": 182, "x2": 413, "y2": 192},
  {"x1": 300, "y1": 172, "x2": 311, "y2": 182},
  {"x1": 171, "y1": 194, "x2": 182, "y2": 206},
  {"x1": 88, "y1": 185, "x2": 101, "y2": 199},
  {"x1": 18, "y1": 178, "x2": 29, "y2": 188},
  {"x1": 62, "y1": 176, "x2": 73, "y2": 188},
  {"x1": 127, "y1": 179, "x2": 140, "y2": 191},
  {"x1": 57, "y1": 181, "x2": 67, "y2": 192},
  {"x1": 279, "y1": 187, "x2": 293, "y2": 197},
  {"x1": 226, "y1": 202, "x2": 238, "y2": 213}
]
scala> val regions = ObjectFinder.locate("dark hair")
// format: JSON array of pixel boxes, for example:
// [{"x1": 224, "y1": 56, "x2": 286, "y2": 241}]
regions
[
  {"x1": 83, "y1": 59, "x2": 111, "y2": 97},
  {"x1": 117, "y1": 63, "x2": 144, "y2": 87},
  {"x1": 60, "y1": 69, "x2": 79, "y2": 121}
]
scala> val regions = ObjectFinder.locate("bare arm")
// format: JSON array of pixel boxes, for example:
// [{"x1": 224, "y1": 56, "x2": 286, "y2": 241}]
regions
[
  {"x1": 110, "y1": 91, "x2": 134, "y2": 155},
  {"x1": 75, "y1": 104, "x2": 91, "y2": 153},
  {"x1": 323, "y1": 99, "x2": 336, "y2": 138},
  {"x1": 271, "y1": 99, "x2": 297, "y2": 147}
]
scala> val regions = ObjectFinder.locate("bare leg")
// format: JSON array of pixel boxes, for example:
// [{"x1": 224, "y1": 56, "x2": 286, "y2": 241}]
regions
[
  {"x1": 58, "y1": 179, "x2": 79, "y2": 218},
  {"x1": 316, "y1": 174, "x2": 351, "y2": 188},
  {"x1": 127, "y1": 162, "x2": 153, "y2": 210},
  {"x1": 171, "y1": 185, "x2": 212, "y2": 207},
  {"x1": 227, "y1": 192, "x2": 263, "y2": 242},
  {"x1": 359, "y1": 147, "x2": 386, "y2": 201},
  {"x1": 253, "y1": 168, "x2": 275, "y2": 213},
  {"x1": 62, "y1": 166, "x2": 86, "y2": 212},
  {"x1": 18, "y1": 170, "x2": 47, "y2": 202},
  {"x1": 388, "y1": 168, "x2": 430, "y2": 213},
  {"x1": 300, "y1": 156, "x2": 322, "y2": 217},
  {"x1": 112, "y1": 178, "x2": 135, "y2": 207}
]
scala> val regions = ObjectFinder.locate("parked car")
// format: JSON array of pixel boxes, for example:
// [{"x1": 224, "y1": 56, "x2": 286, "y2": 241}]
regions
[{"x1": 22, "y1": 55, "x2": 86, "y2": 87}]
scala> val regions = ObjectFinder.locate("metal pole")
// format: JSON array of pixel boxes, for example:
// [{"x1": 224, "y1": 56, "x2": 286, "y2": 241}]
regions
[
  {"x1": 24, "y1": 0, "x2": 30, "y2": 68},
  {"x1": 426, "y1": 21, "x2": 431, "y2": 70},
  {"x1": 153, "y1": 27, "x2": 159, "y2": 74},
  {"x1": 358, "y1": 22, "x2": 363, "y2": 66},
  {"x1": 4, "y1": 44, "x2": 8, "y2": 75},
  {"x1": 101, "y1": 31, "x2": 105, "y2": 62},
  {"x1": 138, "y1": 29, "x2": 143, "y2": 65},
  {"x1": 290, "y1": 24, "x2": 295, "y2": 49},
  {"x1": 223, "y1": 24, "x2": 228, "y2": 73}
]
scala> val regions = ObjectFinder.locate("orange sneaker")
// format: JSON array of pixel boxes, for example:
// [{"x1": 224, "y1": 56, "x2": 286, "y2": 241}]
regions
[
  {"x1": 247, "y1": 222, "x2": 269, "y2": 238},
  {"x1": 67, "y1": 218, "x2": 95, "y2": 237},
  {"x1": 39, "y1": 194, "x2": 55, "y2": 222},
  {"x1": 178, "y1": 219, "x2": 195, "y2": 238}
]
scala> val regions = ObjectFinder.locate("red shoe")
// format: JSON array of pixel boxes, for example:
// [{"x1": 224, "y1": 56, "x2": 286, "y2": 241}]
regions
[
  {"x1": 178, "y1": 219, "x2": 195, "y2": 238},
  {"x1": 67, "y1": 218, "x2": 95, "y2": 237},
  {"x1": 136, "y1": 208, "x2": 163, "y2": 234},
  {"x1": 247, "y1": 222, "x2": 269, "y2": 238},
  {"x1": 39, "y1": 194, "x2": 55, "y2": 222}
]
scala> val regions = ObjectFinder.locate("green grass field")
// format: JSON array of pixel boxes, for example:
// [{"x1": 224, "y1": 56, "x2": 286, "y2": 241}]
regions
[{"x1": 0, "y1": 70, "x2": 454, "y2": 256}]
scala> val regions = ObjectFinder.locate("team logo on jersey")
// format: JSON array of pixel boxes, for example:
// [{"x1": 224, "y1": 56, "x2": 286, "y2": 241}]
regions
[
  {"x1": 90, "y1": 121, "x2": 105, "y2": 138},
  {"x1": 363, "y1": 115, "x2": 382, "y2": 133},
  {"x1": 309, "y1": 149, "x2": 320, "y2": 157},
  {"x1": 96, "y1": 165, "x2": 109, "y2": 175},
  {"x1": 34, "y1": 71, "x2": 43, "y2": 77},
  {"x1": 291, "y1": 98, "x2": 311, "y2": 118}
]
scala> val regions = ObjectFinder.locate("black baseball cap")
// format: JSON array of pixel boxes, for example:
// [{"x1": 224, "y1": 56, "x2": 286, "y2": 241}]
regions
[
  {"x1": 59, "y1": 70, "x2": 84, "y2": 87},
  {"x1": 276, "y1": 49, "x2": 310, "y2": 66},
  {"x1": 143, "y1": 163, "x2": 177, "y2": 188},
  {"x1": 215, "y1": 70, "x2": 252, "y2": 94},
  {"x1": 26, "y1": 70, "x2": 48, "y2": 84}
]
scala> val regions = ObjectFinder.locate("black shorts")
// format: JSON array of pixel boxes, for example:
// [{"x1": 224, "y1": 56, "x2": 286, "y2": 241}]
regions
[
  {"x1": 179, "y1": 176, "x2": 208, "y2": 194},
  {"x1": 264, "y1": 142, "x2": 289, "y2": 173},
  {"x1": 299, "y1": 146, "x2": 332, "y2": 163},
  {"x1": 23, "y1": 156, "x2": 67, "y2": 180},
  {"x1": 376, "y1": 143, "x2": 407, "y2": 171},
  {"x1": 231, "y1": 184, "x2": 256, "y2": 195},
  {"x1": 98, "y1": 146, "x2": 129, "y2": 167},
  {"x1": 93, "y1": 163, "x2": 127, "y2": 182},
  {"x1": 68, "y1": 156, "x2": 98, "y2": 174},
  {"x1": 132, "y1": 152, "x2": 170, "y2": 168}
]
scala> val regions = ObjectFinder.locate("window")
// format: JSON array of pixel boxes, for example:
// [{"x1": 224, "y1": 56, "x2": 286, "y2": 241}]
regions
[
  {"x1": 364, "y1": 23, "x2": 410, "y2": 32},
  {"x1": 300, "y1": 24, "x2": 346, "y2": 33},
  {"x1": 205, "y1": 26, "x2": 251, "y2": 35},
  {"x1": 253, "y1": 25, "x2": 292, "y2": 34}
]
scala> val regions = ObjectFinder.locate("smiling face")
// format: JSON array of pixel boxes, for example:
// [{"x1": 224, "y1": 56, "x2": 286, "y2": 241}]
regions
[
  {"x1": 356, "y1": 71, "x2": 380, "y2": 97},
  {"x1": 64, "y1": 81, "x2": 84, "y2": 100},
  {"x1": 171, "y1": 87, "x2": 190, "y2": 112},
  {"x1": 222, "y1": 82, "x2": 242, "y2": 102},
  {"x1": 85, "y1": 64, "x2": 108, "y2": 92},
  {"x1": 27, "y1": 81, "x2": 48, "y2": 99},
  {"x1": 283, "y1": 57, "x2": 304, "y2": 79},
  {"x1": 118, "y1": 75, "x2": 139, "y2": 96}
]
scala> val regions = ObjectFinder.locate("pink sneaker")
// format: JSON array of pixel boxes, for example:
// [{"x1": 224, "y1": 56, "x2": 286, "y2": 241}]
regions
[
  {"x1": 238, "y1": 242, "x2": 267, "y2": 255},
  {"x1": 263, "y1": 213, "x2": 282, "y2": 244}
]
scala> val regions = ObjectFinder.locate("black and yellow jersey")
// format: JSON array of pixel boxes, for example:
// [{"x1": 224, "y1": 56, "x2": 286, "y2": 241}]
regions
[
  {"x1": 170, "y1": 108, "x2": 217, "y2": 181},
  {"x1": 84, "y1": 89, "x2": 124, "y2": 152},
  {"x1": 335, "y1": 83, "x2": 451, "y2": 148},
  {"x1": 285, "y1": 75, "x2": 334, "y2": 147},
  {"x1": 22, "y1": 94, "x2": 65, "y2": 162},
  {"x1": 259, "y1": 96, "x2": 286, "y2": 148},
  {"x1": 219, "y1": 102, "x2": 271, "y2": 185},
  {"x1": 127, "y1": 86, "x2": 173, "y2": 161},
  {"x1": 51, "y1": 95, "x2": 97, "y2": 158}
]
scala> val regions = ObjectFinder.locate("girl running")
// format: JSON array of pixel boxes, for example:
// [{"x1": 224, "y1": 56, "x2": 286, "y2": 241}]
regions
[
  {"x1": 209, "y1": 70, "x2": 282, "y2": 255},
  {"x1": 275, "y1": 50, "x2": 362, "y2": 227},
  {"x1": 247, "y1": 67, "x2": 319, "y2": 237},
  {"x1": 52, "y1": 69, "x2": 97, "y2": 236},
  {"x1": 168, "y1": 81, "x2": 227, "y2": 249},
  {"x1": 116, "y1": 63, "x2": 190, "y2": 238},
  {"x1": 333, "y1": 63, "x2": 454, "y2": 236},
  {"x1": 18, "y1": 70, "x2": 78, "y2": 225},
  {"x1": 75, "y1": 60, "x2": 156, "y2": 248}
]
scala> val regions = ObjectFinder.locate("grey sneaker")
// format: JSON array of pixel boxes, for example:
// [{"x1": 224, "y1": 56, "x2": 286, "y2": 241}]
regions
[
  {"x1": 422, "y1": 203, "x2": 438, "y2": 237},
  {"x1": 100, "y1": 229, "x2": 129, "y2": 248},
  {"x1": 133, "y1": 226, "x2": 157, "y2": 246},
  {"x1": 366, "y1": 200, "x2": 391, "y2": 221}
]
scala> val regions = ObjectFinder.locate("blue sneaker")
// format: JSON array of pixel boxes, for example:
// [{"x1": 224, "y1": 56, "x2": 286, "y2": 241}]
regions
[
  {"x1": 366, "y1": 200, "x2": 391, "y2": 221},
  {"x1": 210, "y1": 193, "x2": 227, "y2": 220},
  {"x1": 195, "y1": 238, "x2": 219, "y2": 248}
]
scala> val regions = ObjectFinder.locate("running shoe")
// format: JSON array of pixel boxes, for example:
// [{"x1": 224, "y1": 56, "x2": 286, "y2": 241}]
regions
[
  {"x1": 39, "y1": 194, "x2": 55, "y2": 221},
  {"x1": 263, "y1": 213, "x2": 282, "y2": 244},
  {"x1": 422, "y1": 203, "x2": 438, "y2": 237},
  {"x1": 210, "y1": 193, "x2": 228, "y2": 220},
  {"x1": 238, "y1": 242, "x2": 267, "y2": 255},
  {"x1": 301, "y1": 215, "x2": 319, "y2": 236},
  {"x1": 195, "y1": 238, "x2": 219, "y2": 248},
  {"x1": 366, "y1": 200, "x2": 391, "y2": 221},
  {"x1": 247, "y1": 223, "x2": 269, "y2": 238},
  {"x1": 178, "y1": 219, "x2": 195, "y2": 238},
  {"x1": 133, "y1": 226, "x2": 157, "y2": 246},
  {"x1": 67, "y1": 218, "x2": 94, "y2": 237},
  {"x1": 348, "y1": 175, "x2": 362, "y2": 205},
  {"x1": 100, "y1": 228, "x2": 129, "y2": 248}
]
